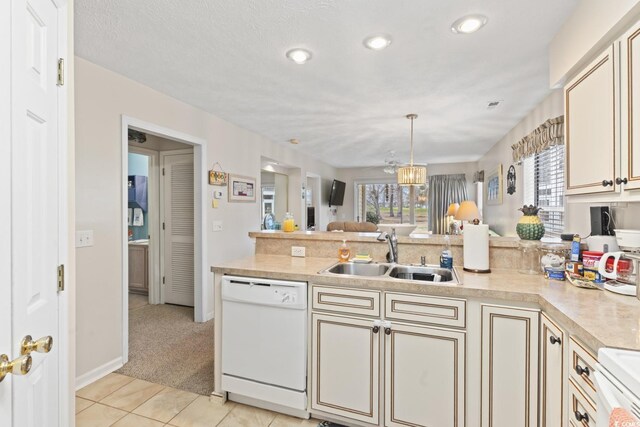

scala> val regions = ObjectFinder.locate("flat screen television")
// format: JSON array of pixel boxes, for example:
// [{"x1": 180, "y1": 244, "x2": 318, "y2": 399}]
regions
[{"x1": 329, "y1": 179, "x2": 346, "y2": 207}]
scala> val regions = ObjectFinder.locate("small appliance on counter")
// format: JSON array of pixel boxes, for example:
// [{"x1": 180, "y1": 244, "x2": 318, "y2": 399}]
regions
[{"x1": 597, "y1": 230, "x2": 640, "y2": 297}]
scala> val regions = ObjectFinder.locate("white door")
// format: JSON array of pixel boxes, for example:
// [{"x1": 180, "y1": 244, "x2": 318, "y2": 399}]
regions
[
  {"x1": 481, "y1": 305, "x2": 540, "y2": 427},
  {"x1": 1, "y1": 0, "x2": 67, "y2": 426},
  {"x1": 161, "y1": 153, "x2": 194, "y2": 306},
  {"x1": 385, "y1": 322, "x2": 466, "y2": 427},
  {"x1": 311, "y1": 313, "x2": 380, "y2": 425}
]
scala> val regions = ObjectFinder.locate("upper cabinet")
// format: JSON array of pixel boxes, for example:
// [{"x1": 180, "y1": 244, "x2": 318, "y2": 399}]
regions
[
  {"x1": 565, "y1": 46, "x2": 617, "y2": 196},
  {"x1": 566, "y1": 19, "x2": 640, "y2": 197}
]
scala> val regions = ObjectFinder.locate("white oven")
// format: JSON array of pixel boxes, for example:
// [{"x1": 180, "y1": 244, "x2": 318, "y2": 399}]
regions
[{"x1": 595, "y1": 348, "x2": 640, "y2": 425}]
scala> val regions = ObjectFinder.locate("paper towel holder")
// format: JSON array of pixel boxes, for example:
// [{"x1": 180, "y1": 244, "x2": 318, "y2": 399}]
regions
[{"x1": 455, "y1": 201, "x2": 491, "y2": 274}]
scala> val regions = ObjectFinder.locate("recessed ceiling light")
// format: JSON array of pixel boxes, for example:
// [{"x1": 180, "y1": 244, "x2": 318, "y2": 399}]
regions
[
  {"x1": 451, "y1": 14, "x2": 488, "y2": 34},
  {"x1": 363, "y1": 34, "x2": 392, "y2": 51},
  {"x1": 286, "y1": 48, "x2": 312, "y2": 64},
  {"x1": 289, "y1": 138, "x2": 299, "y2": 145}
]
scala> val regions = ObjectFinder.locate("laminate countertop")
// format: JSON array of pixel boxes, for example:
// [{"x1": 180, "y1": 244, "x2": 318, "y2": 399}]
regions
[{"x1": 212, "y1": 254, "x2": 640, "y2": 352}]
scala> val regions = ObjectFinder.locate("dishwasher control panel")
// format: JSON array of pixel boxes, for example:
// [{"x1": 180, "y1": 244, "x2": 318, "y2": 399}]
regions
[{"x1": 221, "y1": 275, "x2": 307, "y2": 309}]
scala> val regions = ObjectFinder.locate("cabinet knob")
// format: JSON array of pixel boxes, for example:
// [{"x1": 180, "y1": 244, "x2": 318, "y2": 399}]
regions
[
  {"x1": 616, "y1": 177, "x2": 629, "y2": 185},
  {"x1": 372, "y1": 326, "x2": 379, "y2": 334},
  {"x1": 574, "y1": 410, "x2": 589, "y2": 423},
  {"x1": 384, "y1": 327, "x2": 392, "y2": 335},
  {"x1": 549, "y1": 336, "x2": 561, "y2": 345},
  {"x1": 602, "y1": 180, "x2": 614, "y2": 187},
  {"x1": 575, "y1": 364, "x2": 590, "y2": 377}
]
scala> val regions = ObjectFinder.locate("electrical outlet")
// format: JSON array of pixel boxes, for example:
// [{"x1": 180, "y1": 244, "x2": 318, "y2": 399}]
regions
[
  {"x1": 291, "y1": 246, "x2": 306, "y2": 257},
  {"x1": 76, "y1": 230, "x2": 94, "y2": 247}
]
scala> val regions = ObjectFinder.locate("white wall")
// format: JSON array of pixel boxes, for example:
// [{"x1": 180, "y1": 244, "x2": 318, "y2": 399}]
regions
[
  {"x1": 477, "y1": 91, "x2": 563, "y2": 236},
  {"x1": 550, "y1": 0, "x2": 640, "y2": 86},
  {"x1": 336, "y1": 162, "x2": 478, "y2": 224},
  {"x1": 74, "y1": 57, "x2": 337, "y2": 380}
]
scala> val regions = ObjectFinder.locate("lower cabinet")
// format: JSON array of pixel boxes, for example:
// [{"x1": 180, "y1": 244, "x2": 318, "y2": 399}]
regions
[
  {"x1": 385, "y1": 323, "x2": 465, "y2": 427},
  {"x1": 128, "y1": 244, "x2": 149, "y2": 295},
  {"x1": 481, "y1": 304, "x2": 540, "y2": 427},
  {"x1": 311, "y1": 312, "x2": 380, "y2": 425},
  {"x1": 540, "y1": 313, "x2": 566, "y2": 427}
]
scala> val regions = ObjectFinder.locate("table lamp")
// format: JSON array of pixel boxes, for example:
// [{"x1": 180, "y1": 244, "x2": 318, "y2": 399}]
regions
[
  {"x1": 446, "y1": 203, "x2": 460, "y2": 234},
  {"x1": 455, "y1": 201, "x2": 490, "y2": 273}
]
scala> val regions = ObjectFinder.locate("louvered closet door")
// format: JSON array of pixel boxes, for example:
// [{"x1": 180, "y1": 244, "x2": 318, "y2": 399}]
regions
[{"x1": 163, "y1": 154, "x2": 195, "y2": 306}]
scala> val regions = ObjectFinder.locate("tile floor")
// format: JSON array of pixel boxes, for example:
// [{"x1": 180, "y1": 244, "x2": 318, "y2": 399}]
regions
[{"x1": 76, "y1": 373, "x2": 320, "y2": 427}]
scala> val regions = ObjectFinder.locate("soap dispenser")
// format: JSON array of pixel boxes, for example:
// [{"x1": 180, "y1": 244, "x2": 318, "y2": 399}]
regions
[{"x1": 338, "y1": 239, "x2": 351, "y2": 263}]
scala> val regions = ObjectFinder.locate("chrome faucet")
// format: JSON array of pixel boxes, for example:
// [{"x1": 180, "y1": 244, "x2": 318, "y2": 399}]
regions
[{"x1": 376, "y1": 228, "x2": 398, "y2": 263}]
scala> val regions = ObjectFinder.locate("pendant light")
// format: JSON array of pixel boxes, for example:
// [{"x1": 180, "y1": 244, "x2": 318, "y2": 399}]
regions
[{"x1": 397, "y1": 114, "x2": 427, "y2": 186}]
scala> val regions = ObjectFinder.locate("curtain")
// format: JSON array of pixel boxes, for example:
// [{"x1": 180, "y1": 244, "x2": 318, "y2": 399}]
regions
[
  {"x1": 511, "y1": 115, "x2": 564, "y2": 164},
  {"x1": 428, "y1": 174, "x2": 468, "y2": 234}
]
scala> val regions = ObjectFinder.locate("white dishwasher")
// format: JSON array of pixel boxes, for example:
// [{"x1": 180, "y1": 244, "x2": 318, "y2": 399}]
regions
[{"x1": 221, "y1": 275, "x2": 308, "y2": 417}]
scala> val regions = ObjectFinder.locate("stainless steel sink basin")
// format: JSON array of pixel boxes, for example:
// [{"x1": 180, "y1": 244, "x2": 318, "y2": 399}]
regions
[
  {"x1": 388, "y1": 265, "x2": 457, "y2": 283},
  {"x1": 322, "y1": 262, "x2": 391, "y2": 277}
]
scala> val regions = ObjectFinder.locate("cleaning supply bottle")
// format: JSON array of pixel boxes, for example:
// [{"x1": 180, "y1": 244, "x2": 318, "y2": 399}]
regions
[
  {"x1": 283, "y1": 212, "x2": 295, "y2": 232},
  {"x1": 338, "y1": 239, "x2": 351, "y2": 263},
  {"x1": 440, "y1": 234, "x2": 453, "y2": 269}
]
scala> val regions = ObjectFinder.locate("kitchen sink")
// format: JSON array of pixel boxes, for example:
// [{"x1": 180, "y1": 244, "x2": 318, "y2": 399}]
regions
[
  {"x1": 388, "y1": 265, "x2": 456, "y2": 283},
  {"x1": 320, "y1": 262, "x2": 460, "y2": 284},
  {"x1": 322, "y1": 262, "x2": 391, "y2": 276}
]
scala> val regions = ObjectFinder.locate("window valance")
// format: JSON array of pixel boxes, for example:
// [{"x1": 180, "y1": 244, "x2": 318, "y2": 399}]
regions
[{"x1": 511, "y1": 115, "x2": 564, "y2": 164}]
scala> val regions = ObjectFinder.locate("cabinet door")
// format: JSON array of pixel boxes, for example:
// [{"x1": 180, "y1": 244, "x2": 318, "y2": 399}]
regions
[
  {"x1": 311, "y1": 313, "x2": 379, "y2": 425},
  {"x1": 385, "y1": 323, "x2": 465, "y2": 427},
  {"x1": 481, "y1": 305, "x2": 539, "y2": 427},
  {"x1": 128, "y1": 245, "x2": 148, "y2": 294},
  {"x1": 565, "y1": 45, "x2": 617, "y2": 195},
  {"x1": 621, "y1": 21, "x2": 640, "y2": 191},
  {"x1": 540, "y1": 313, "x2": 565, "y2": 427}
]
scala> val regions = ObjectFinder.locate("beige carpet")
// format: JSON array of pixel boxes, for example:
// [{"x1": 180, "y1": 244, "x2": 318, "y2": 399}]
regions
[{"x1": 116, "y1": 302, "x2": 215, "y2": 395}]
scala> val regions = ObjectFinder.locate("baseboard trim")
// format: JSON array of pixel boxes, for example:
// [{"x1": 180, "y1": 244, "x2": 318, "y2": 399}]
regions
[
  {"x1": 75, "y1": 357, "x2": 124, "y2": 391},
  {"x1": 205, "y1": 311, "x2": 214, "y2": 322}
]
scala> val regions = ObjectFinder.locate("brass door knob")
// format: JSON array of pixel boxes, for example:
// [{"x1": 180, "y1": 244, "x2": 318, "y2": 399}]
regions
[
  {"x1": 21, "y1": 335, "x2": 53, "y2": 355},
  {"x1": 0, "y1": 354, "x2": 32, "y2": 382}
]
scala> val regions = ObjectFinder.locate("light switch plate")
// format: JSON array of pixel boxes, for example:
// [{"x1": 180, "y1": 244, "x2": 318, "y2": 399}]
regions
[
  {"x1": 76, "y1": 230, "x2": 94, "y2": 247},
  {"x1": 291, "y1": 246, "x2": 306, "y2": 257}
]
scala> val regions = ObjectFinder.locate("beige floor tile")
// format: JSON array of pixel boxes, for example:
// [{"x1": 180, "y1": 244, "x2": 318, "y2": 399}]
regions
[
  {"x1": 269, "y1": 414, "x2": 320, "y2": 427},
  {"x1": 217, "y1": 403, "x2": 277, "y2": 427},
  {"x1": 168, "y1": 395, "x2": 235, "y2": 427},
  {"x1": 111, "y1": 413, "x2": 165, "y2": 427},
  {"x1": 75, "y1": 397, "x2": 94, "y2": 414},
  {"x1": 75, "y1": 403, "x2": 128, "y2": 427},
  {"x1": 100, "y1": 379, "x2": 165, "y2": 411},
  {"x1": 76, "y1": 373, "x2": 135, "y2": 402},
  {"x1": 132, "y1": 386, "x2": 199, "y2": 423}
]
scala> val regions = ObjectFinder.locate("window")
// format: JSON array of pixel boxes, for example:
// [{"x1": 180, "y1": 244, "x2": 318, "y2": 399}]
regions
[
  {"x1": 523, "y1": 145, "x2": 565, "y2": 237},
  {"x1": 355, "y1": 181, "x2": 428, "y2": 226}
]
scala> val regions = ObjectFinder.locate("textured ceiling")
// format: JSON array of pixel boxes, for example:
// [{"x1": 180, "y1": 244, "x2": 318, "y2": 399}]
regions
[{"x1": 75, "y1": 0, "x2": 578, "y2": 168}]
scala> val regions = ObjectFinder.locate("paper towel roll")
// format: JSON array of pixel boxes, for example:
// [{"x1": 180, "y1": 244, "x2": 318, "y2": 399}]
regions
[{"x1": 463, "y1": 224, "x2": 490, "y2": 273}]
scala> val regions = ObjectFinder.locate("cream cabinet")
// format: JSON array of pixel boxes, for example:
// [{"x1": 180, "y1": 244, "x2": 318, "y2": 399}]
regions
[
  {"x1": 128, "y1": 243, "x2": 149, "y2": 295},
  {"x1": 565, "y1": 45, "x2": 617, "y2": 196},
  {"x1": 311, "y1": 312, "x2": 380, "y2": 425},
  {"x1": 540, "y1": 313, "x2": 566, "y2": 427},
  {"x1": 384, "y1": 322, "x2": 465, "y2": 427},
  {"x1": 481, "y1": 304, "x2": 540, "y2": 427},
  {"x1": 620, "y1": 22, "x2": 640, "y2": 191}
]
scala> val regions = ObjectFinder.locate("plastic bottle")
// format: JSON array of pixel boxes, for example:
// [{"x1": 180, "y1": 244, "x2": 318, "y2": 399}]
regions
[
  {"x1": 283, "y1": 212, "x2": 295, "y2": 232},
  {"x1": 338, "y1": 239, "x2": 351, "y2": 263},
  {"x1": 440, "y1": 235, "x2": 453, "y2": 269}
]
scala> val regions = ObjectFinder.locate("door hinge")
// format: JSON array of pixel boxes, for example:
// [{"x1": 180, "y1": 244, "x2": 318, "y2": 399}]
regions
[
  {"x1": 162, "y1": 276, "x2": 165, "y2": 285},
  {"x1": 57, "y1": 264, "x2": 65, "y2": 292},
  {"x1": 57, "y1": 58, "x2": 64, "y2": 86},
  {"x1": 162, "y1": 168, "x2": 165, "y2": 176},
  {"x1": 162, "y1": 222, "x2": 165, "y2": 230}
]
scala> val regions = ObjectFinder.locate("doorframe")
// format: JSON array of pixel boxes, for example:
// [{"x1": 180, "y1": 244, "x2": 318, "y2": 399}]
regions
[
  {"x1": 127, "y1": 146, "x2": 160, "y2": 305},
  {"x1": 121, "y1": 116, "x2": 208, "y2": 364}
]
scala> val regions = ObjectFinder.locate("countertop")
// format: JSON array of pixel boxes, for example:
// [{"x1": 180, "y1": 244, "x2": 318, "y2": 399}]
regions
[{"x1": 212, "y1": 254, "x2": 640, "y2": 352}]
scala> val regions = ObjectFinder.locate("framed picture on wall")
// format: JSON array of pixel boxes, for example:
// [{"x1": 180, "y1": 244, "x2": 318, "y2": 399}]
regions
[
  {"x1": 485, "y1": 164, "x2": 503, "y2": 206},
  {"x1": 228, "y1": 174, "x2": 256, "y2": 202}
]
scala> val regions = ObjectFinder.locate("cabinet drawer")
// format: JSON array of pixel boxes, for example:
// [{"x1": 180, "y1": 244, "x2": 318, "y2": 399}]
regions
[
  {"x1": 569, "y1": 337, "x2": 598, "y2": 404},
  {"x1": 312, "y1": 285, "x2": 380, "y2": 317},
  {"x1": 568, "y1": 379, "x2": 597, "y2": 427},
  {"x1": 384, "y1": 292, "x2": 466, "y2": 328}
]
